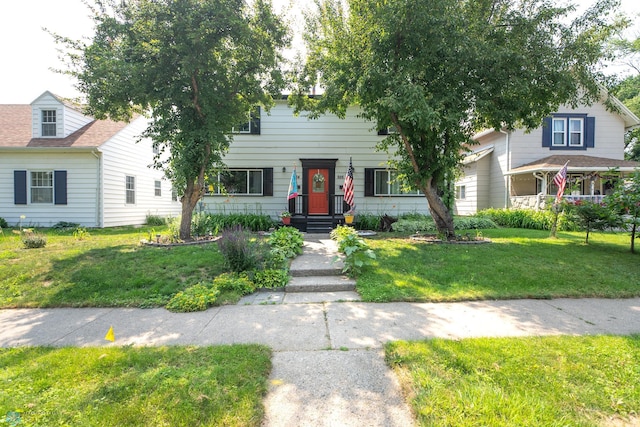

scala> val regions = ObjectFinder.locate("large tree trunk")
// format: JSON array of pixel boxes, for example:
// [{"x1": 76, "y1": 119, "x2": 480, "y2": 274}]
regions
[
  {"x1": 420, "y1": 178, "x2": 456, "y2": 238},
  {"x1": 179, "y1": 180, "x2": 202, "y2": 241}
]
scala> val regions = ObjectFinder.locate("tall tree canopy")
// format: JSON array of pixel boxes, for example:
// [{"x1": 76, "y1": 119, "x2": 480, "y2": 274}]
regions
[
  {"x1": 56, "y1": 0, "x2": 290, "y2": 239},
  {"x1": 292, "y1": 0, "x2": 625, "y2": 236},
  {"x1": 611, "y1": 36, "x2": 640, "y2": 161}
]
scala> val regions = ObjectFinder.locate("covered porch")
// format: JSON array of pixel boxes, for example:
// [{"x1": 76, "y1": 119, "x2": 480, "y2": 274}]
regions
[{"x1": 506, "y1": 154, "x2": 639, "y2": 210}]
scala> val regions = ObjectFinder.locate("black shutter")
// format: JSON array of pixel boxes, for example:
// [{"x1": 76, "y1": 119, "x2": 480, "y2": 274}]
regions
[
  {"x1": 364, "y1": 168, "x2": 375, "y2": 196},
  {"x1": 54, "y1": 170, "x2": 67, "y2": 205},
  {"x1": 585, "y1": 116, "x2": 595, "y2": 148},
  {"x1": 250, "y1": 106, "x2": 261, "y2": 135},
  {"x1": 541, "y1": 117, "x2": 552, "y2": 147},
  {"x1": 14, "y1": 170, "x2": 27, "y2": 205},
  {"x1": 262, "y1": 167, "x2": 273, "y2": 196},
  {"x1": 377, "y1": 128, "x2": 389, "y2": 136}
]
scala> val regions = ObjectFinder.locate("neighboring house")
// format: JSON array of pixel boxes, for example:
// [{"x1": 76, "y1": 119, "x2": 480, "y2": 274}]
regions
[
  {"x1": 456, "y1": 95, "x2": 640, "y2": 215},
  {"x1": 0, "y1": 91, "x2": 181, "y2": 228},
  {"x1": 202, "y1": 100, "x2": 429, "y2": 232}
]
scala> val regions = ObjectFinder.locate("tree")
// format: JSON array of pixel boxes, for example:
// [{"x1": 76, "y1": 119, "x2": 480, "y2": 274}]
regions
[
  {"x1": 292, "y1": 0, "x2": 625, "y2": 237},
  {"x1": 605, "y1": 170, "x2": 640, "y2": 253},
  {"x1": 611, "y1": 73, "x2": 640, "y2": 161},
  {"x1": 565, "y1": 200, "x2": 614, "y2": 244},
  {"x1": 54, "y1": 0, "x2": 289, "y2": 239}
]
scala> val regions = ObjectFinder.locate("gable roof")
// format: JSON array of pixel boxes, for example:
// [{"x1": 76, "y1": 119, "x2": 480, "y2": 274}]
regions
[
  {"x1": 0, "y1": 104, "x2": 129, "y2": 149},
  {"x1": 507, "y1": 154, "x2": 640, "y2": 175}
]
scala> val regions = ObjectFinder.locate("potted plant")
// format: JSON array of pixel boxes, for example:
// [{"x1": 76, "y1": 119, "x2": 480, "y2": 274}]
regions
[
  {"x1": 343, "y1": 212, "x2": 354, "y2": 225},
  {"x1": 280, "y1": 211, "x2": 291, "y2": 225}
]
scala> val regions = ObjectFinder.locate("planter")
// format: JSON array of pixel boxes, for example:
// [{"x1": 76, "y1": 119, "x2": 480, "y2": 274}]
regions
[
  {"x1": 344, "y1": 214, "x2": 354, "y2": 224},
  {"x1": 281, "y1": 216, "x2": 291, "y2": 225}
]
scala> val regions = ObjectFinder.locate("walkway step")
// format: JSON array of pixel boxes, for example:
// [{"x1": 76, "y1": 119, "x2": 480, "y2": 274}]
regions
[
  {"x1": 289, "y1": 253, "x2": 344, "y2": 277},
  {"x1": 286, "y1": 276, "x2": 356, "y2": 293}
]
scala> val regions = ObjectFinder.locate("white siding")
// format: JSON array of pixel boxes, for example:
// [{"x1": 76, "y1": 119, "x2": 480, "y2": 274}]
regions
[
  {"x1": 30, "y1": 92, "x2": 93, "y2": 138},
  {"x1": 202, "y1": 101, "x2": 431, "y2": 218},
  {"x1": 100, "y1": 116, "x2": 181, "y2": 227},
  {"x1": 62, "y1": 105, "x2": 93, "y2": 137},
  {"x1": 455, "y1": 163, "x2": 477, "y2": 215},
  {"x1": 0, "y1": 151, "x2": 100, "y2": 227}
]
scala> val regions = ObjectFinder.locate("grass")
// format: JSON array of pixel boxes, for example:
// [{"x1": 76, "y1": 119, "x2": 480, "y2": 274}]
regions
[
  {"x1": 358, "y1": 228, "x2": 640, "y2": 302},
  {"x1": 0, "y1": 226, "x2": 226, "y2": 308},
  {"x1": 386, "y1": 335, "x2": 640, "y2": 426},
  {"x1": 0, "y1": 345, "x2": 271, "y2": 426}
]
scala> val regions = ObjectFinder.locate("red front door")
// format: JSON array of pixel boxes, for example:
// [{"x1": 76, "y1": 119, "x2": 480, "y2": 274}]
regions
[{"x1": 308, "y1": 169, "x2": 329, "y2": 215}]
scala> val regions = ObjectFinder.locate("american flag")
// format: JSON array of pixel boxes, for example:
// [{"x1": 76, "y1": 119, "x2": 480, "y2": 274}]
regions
[
  {"x1": 553, "y1": 161, "x2": 569, "y2": 203},
  {"x1": 343, "y1": 158, "x2": 355, "y2": 212}
]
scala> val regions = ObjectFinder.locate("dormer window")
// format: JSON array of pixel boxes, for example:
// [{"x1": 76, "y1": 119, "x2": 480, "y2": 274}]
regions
[{"x1": 41, "y1": 110, "x2": 57, "y2": 137}]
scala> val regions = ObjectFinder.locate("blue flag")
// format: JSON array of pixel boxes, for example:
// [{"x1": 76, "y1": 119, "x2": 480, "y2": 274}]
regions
[{"x1": 287, "y1": 168, "x2": 298, "y2": 200}]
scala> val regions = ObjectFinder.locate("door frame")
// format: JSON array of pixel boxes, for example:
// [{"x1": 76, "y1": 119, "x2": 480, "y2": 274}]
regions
[{"x1": 300, "y1": 158, "x2": 338, "y2": 215}]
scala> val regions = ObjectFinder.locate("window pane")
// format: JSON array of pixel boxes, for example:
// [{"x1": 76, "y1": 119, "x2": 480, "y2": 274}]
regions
[
  {"x1": 388, "y1": 171, "x2": 401, "y2": 194},
  {"x1": 375, "y1": 171, "x2": 389, "y2": 195},
  {"x1": 569, "y1": 119, "x2": 583, "y2": 146},
  {"x1": 154, "y1": 180, "x2": 162, "y2": 197},
  {"x1": 221, "y1": 171, "x2": 248, "y2": 194},
  {"x1": 552, "y1": 119, "x2": 565, "y2": 146},
  {"x1": 30, "y1": 171, "x2": 53, "y2": 203},
  {"x1": 248, "y1": 170, "x2": 262, "y2": 194},
  {"x1": 126, "y1": 176, "x2": 135, "y2": 204}
]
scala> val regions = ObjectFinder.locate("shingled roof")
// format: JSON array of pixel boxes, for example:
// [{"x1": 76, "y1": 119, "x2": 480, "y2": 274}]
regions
[
  {"x1": 0, "y1": 105, "x2": 129, "y2": 149},
  {"x1": 507, "y1": 154, "x2": 640, "y2": 175}
]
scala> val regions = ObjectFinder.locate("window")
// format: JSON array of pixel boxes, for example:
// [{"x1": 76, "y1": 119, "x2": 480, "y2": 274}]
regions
[
  {"x1": 542, "y1": 115, "x2": 593, "y2": 149},
  {"x1": 31, "y1": 171, "x2": 53, "y2": 203},
  {"x1": 154, "y1": 180, "x2": 162, "y2": 197},
  {"x1": 455, "y1": 185, "x2": 466, "y2": 200},
  {"x1": 233, "y1": 107, "x2": 261, "y2": 134},
  {"x1": 126, "y1": 176, "x2": 135, "y2": 204},
  {"x1": 171, "y1": 187, "x2": 179, "y2": 202},
  {"x1": 371, "y1": 170, "x2": 421, "y2": 196},
  {"x1": 152, "y1": 145, "x2": 160, "y2": 155},
  {"x1": 41, "y1": 110, "x2": 57, "y2": 137},
  {"x1": 208, "y1": 169, "x2": 263, "y2": 195},
  {"x1": 377, "y1": 125, "x2": 398, "y2": 136}
]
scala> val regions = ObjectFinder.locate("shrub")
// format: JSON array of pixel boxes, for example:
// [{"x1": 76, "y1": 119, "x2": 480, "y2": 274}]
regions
[
  {"x1": 251, "y1": 269, "x2": 289, "y2": 289},
  {"x1": 145, "y1": 214, "x2": 166, "y2": 226},
  {"x1": 193, "y1": 213, "x2": 275, "y2": 234},
  {"x1": 165, "y1": 283, "x2": 219, "y2": 312},
  {"x1": 217, "y1": 226, "x2": 260, "y2": 273},
  {"x1": 213, "y1": 272, "x2": 256, "y2": 295},
  {"x1": 73, "y1": 227, "x2": 90, "y2": 240},
  {"x1": 51, "y1": 221, "x2": 80, "y2": 231},
  {"x1": 0, "y1": 217, "x2": 7, "y2": 229},
  {"x1": 331, "y1": 226, "x2": 376, "y2": 277},
  {"x1": 21, "y1": 230, "x2": 47, "y2": 249},
  {"x1": 354, "y1": 213, "x2": 381, "y2": 230},
  {"x1": 268, "y1": 226, "x2": 304, "y2": 260},
  {"x1": 478, "y1": 207, "x2": 577, "y2": 231}
]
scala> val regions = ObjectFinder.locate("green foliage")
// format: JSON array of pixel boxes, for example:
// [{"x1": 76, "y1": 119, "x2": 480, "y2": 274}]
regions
[
  {"x1": 196, "y1": 213, "x2": 275, "y2": 234},
  {"x1": 145, "y1": 214, "x2": 166, "y2": 227},
  {"x1": 165, "y1": 283, "x2": 219, "y2": 312},
  {"x1": 604, "y1": 170, "x2": 640, "y2": 253},
  {"x1": 51, "y1": 221, "x2": 80, "y2": 231},
  {"x1": 213, "y1": 272, "x2": 256, "y2": 295},
  {"x1": 251, "y1": 269, "x2": 289, "y2": 289},
  {"x1": 268, "y1": 226, "x2": 304, "y2": 260},
  {"x1": 293, "y1": 0, "x2": 623, "y2": 237},
  {"x1": 354, "y1": 213, "x2": 382, "y2": 230},
  {"x1": 72, "y1": 227, "x2": 90, "y2": 241},
  {"x1": 392, "y1": 215, "x2": 497, "y2": 233},
  {"x1": 21, "y1": 230, "x2": 47, "y2": 249},
  {"x1": 331, "y1": 228, "x2": 376, "y2": 277},
  {"x1": 477, "y1": 208, "x2": 577, "y2": 231},
  {"x1": 0, "y1": 217, "x2": 7, "y2": 229},
  {"x1": 565, "y1": 200, "x2": 616, "y2": 243},
  {"x1": 56, "y1": 0, "x2": 290, "y2": 240},
  {"x1": 216, "y1": 226, "x2": 263, "y2": 273}
]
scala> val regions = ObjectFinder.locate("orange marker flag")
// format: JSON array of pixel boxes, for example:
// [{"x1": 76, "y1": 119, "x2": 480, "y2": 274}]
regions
[{"x1": 104, "y1": 326, "x2": 115, "y2": 342}]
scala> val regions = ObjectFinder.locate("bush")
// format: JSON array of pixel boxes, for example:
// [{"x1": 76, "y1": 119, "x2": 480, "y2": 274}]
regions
[
  {"x1": 166, "y1": 283, "x2": 219, "y2": 312},
  {"x1": 213, "y1": 272, "x2": 256, "y2": 295},
  {"x1": 73, "y1": 227, "x2": 90, "y2": 240},
  {"x1": 51, "y1": 221, "x2": 80, "y2": 231},
  {"x1": 330, "y1": 225, "x2": 376, "y2": 277},
  {"x1": 217, "y1": 226, "x2": 260, "y2": 273},
  {"x1": 477, "y1": 208, "x2": 577, "y2": 231},
  {"x1": 330, "y1": 224, "x2": 358, "y2": 248},
  {"x1": 192, "y1": 213, "x2": 275, "y2": 235},
  {"x1": 268, "y1": 226, "x2": 304, "y2": 260},
  {"x1": 251, "y1": 269, "x2": 289, "y2": 289},
  {"x1": 145, "y1": 214, "x2": 166, "y2": 226},
  {"x1": 354, "y1": 213, "x2": 381, "y2": 231},
  {"x1": 0, "y1": 217, "x2": 8, "y2": 229},
  {"x1": 21, "y1": 230, "x2": 47, "y2": 249}
]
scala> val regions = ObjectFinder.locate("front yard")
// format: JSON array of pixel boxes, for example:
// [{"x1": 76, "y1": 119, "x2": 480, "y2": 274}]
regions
[{"x1": 1, "y1": 226, "x2": 639, "y2": 308}]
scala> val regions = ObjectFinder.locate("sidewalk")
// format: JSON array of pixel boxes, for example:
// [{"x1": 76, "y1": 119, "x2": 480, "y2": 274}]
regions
[{"x1": 2, "y1": 233, "x2": 640, "y2": 426}]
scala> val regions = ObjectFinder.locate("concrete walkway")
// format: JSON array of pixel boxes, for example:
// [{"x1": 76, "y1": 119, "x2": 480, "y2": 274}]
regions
[{"x1": 2, "y1": 234, "x2": 640, "y2": 426}]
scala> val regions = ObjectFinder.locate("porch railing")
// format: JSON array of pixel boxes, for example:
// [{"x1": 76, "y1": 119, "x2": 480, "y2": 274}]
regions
[
  {"x1": 511, "y1": 194, "x2": 606, "y2": 210},
  {"x1": 287, "y1": 194, "x2": 347, "y2": 216}
]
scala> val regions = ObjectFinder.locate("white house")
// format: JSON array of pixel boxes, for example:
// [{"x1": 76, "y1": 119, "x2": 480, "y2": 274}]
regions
[
  {"x1": 201, "y1": 100, "x2": 429, "y2": 232},
  {"x1": 455, "y1": 96, "x2": 640, "y2": 215},
  {"x1": 0, "y1": 91, "x2": 181, "y2": 228}
]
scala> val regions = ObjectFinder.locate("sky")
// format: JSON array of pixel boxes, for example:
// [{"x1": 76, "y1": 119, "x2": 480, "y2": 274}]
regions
[{"x1": 1, "y1": 0, "x2": 639, "y2": 104}]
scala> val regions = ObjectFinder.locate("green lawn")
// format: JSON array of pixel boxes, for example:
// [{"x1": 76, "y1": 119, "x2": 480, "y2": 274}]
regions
[
  {"x1": 359, "y1": 228, "x2": 640, "y2": 302},
  {"x1": 386, "y1": 335, "x2": 640, "y2": 426},
  {"x1": 0, "y1": 345, "x2": 271, "y2": 426},
  {"x1": 0, "y1": 226, "x2": 225, "y2": 308}
]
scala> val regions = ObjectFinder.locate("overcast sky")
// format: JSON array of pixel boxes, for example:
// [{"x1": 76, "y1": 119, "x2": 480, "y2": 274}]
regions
[{"x1": 1, "y1": 0, "x2": 638, "y2": 104}]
